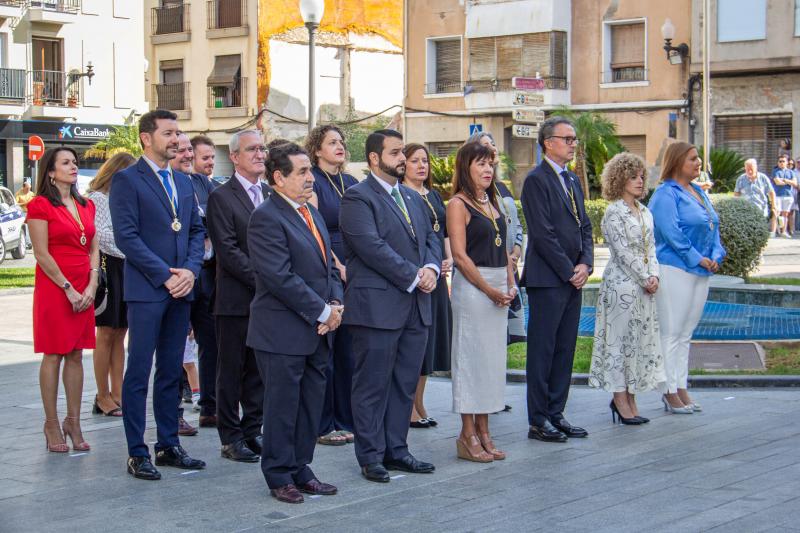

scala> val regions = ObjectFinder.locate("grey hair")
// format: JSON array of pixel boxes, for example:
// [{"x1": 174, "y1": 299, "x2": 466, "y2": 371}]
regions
[
  {"x1": 538, "y1": 116, "x2": 574, "y2": 151},
  {"x1": 229, "y1": 129, "x2": 262, "y2": 153},
  {"x1": 466, "y1": 131, "x2": 495, "y2": 146},
  {"x1": 744, "y1": 158, "x2": 758, "y2": 168}
]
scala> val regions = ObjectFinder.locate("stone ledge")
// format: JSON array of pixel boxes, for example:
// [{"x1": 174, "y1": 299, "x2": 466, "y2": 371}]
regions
[{"x1": 503, "y1": 369, "x2": 800, "y2": 387}]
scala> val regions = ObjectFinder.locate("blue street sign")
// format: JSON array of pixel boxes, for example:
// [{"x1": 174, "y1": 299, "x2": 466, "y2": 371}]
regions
[{"x1": 469, "y1": 123, "x2": 483, "y2": 136}]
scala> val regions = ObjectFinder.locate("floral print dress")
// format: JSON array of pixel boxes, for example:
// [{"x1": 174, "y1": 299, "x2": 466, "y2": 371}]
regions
[{"x1": 589, "y1": 200, "x2": 666, "y2": 393}]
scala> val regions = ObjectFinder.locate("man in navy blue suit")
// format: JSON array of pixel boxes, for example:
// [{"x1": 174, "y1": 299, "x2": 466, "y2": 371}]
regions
[
  {"x1": 339, "y1": 130, "x2": 441, "y2": 483},
  {"x1": 521, "y1": 117, "x2": 593, "y2": 443},
  {"x1": 110, "y1": 110, "x2": 206, "y2": 480},
  {"x1": 246, "y1": 142, "x2": 343, "y2": 504}
]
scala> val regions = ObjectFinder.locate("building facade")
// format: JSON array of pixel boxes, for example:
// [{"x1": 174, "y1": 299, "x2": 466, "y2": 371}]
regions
[{"x1": 0, "y1": 0, "x2": 145, "y2": 191}]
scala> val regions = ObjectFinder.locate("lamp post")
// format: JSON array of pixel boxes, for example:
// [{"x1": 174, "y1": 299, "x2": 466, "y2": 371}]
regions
[
  {"x1": 660, "y1": 19, "x2": 689, "y2": 65},
  {"x1": 300, "y1": 0, "x2": 325, "y2": 133}
]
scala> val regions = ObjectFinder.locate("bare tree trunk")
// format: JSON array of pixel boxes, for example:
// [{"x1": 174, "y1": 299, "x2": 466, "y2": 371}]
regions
[{"x1": 574, "y1": 145, "x2": 590, "y2": 197}]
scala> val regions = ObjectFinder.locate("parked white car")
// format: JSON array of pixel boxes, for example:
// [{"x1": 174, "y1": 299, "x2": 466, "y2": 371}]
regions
[{"x1": 0, "y1": 186, "x2": 27, "y2": 264}]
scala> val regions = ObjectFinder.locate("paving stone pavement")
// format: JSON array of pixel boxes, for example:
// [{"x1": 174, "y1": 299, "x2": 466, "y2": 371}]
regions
[{"x1": 1, "y1": 343, "x2": 799, "y2": 533}]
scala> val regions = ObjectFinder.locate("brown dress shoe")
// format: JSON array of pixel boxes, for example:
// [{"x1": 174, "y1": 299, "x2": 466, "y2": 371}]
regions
[
  {"x1": 270, "y1": 484, "x2": 304, "y2": 504},
  {"x1": 178, "y1": 418, "x2": 198, "y2": 436},
  {"x1": 198, "y1": 415, "x2": 217, "y2": 428},
  {"x1": 297, "y1": 478, "x2": 338, "y2": 495}
]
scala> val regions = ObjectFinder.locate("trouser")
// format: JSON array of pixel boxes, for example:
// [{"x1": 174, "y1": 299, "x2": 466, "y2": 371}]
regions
[
  {"x1": 190, "y1": 267, "x2": 218, "y2": 417},
  {"x1": 318, "y1": 325, "x2": 355, "y2": 435},
  {"x1": 656, "y1": 265, "x2": 709, "y2": 393},
  {"x1": 122, "y1": 298, "x2": 191, "y2": 457}
]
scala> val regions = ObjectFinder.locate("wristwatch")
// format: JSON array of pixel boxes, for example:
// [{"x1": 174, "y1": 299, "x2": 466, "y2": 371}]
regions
[{"x1": 62, "y1": 281, "x2": 71, "y2": 291}]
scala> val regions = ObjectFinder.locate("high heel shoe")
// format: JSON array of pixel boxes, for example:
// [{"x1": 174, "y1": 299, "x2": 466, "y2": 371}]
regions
[
  {"x1": 62, "y1": 416, "x2": 90, "y2": 451},
  {"x1": 661, "y1": 395, "x2": 694, "y2": 414},
  {"x1": 477, "y1": 433, "x2": 506, "y2": 460},
  {"x1": 92, "y1": 395, "x2": 122, "y2": 417},
  {"x1": 456, "y1": 435, "x2": 493, "y2": 463},
  {"x1": 688, "y1": 402, "x2": 702, "y2": 412},
  {"x1": 609, "y1": 401, "x2": 643, "y2": 425},
  {"x1": 43, "y1": 419, "x2": 68, "y2": 453}
]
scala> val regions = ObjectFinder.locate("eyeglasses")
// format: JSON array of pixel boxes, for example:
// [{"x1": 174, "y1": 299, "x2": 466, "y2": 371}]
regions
[
  {"x1": 241, "y1": 146, "x2": 268, "y2": 154},
  {"x1": 547, "y1": 136, "x2": 580, "y2": 145}
]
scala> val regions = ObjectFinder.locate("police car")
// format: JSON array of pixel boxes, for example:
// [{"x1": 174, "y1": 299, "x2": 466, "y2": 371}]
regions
[{"x1": 0, "y1": 186, "x2": 27, "y2": 264}]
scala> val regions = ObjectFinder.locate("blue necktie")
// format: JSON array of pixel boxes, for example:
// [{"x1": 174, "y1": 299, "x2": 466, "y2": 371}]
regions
[{"x1": 157, "y1": 169, "x2": 177, "y2": 209}]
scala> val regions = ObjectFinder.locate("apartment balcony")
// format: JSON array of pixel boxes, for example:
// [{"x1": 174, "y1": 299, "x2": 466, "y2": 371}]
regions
[
  {"x1": 152, "y1": 82, "x2": 191, "y2": 120},
  {"x1": 0, "y1": 68, "x2": 25, "y2": 115},
  {"x1": 22, "y1": 0, "x2": 80, "y2": 25},
  {"x1": 0, "y1": 0, "x2": 23, "y2": 24},
  {"x1": 151, "y1": 2, "x2": 191, "y2": 45},
  {"x1": 456, "y1": 77, "x2": 570, "y2": 111},
  {"x1": 207, "y1": 0, "x2": 249, "y2": 39},
  {"x1": 207, "y1": 77, "x2": 247, "y2": 118},
  {"x1": 24, "y1": 69, "x2": 80, "y2": 119}
]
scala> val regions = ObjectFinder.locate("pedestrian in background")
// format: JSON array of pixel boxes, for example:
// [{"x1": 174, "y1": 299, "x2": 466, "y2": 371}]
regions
[
  {"x1": 15, "y1": 178, "x2": 35, "y2": 248},
  {"x1": 734, "y1": 158, "x2": 775, "y2": 228},
  {"x1": 87, "y1": 152, "x2": 136, "y2": 417},
  {"x1": 649, "y1": 142, "x2": 725, "y2": 414},
  {"x1": 589, "y1": 152, "x2": 663, "y2": 425},
  {"x1": 27, "y1": 147, "x2": 99, "y2": 452},
  {"x1": 771, "y1": 155, "x2": 796, "y2": 238}
]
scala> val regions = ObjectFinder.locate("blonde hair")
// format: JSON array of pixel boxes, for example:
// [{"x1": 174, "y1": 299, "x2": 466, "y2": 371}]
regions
[
  {"x1": 88, "y1": 152, "x2": 136, "y2": 193},
  {"x1": 601, "y1": 152, "x2": 647, "y2": 201},
  {"x1": 659, "y1": 141, "x2": 696, "y2": 182}
]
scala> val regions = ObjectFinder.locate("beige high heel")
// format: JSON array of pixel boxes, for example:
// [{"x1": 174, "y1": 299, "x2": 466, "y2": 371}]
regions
[
  {"x1": 456, "y1": 435, "x2": 493, "y2": 463},
  {"x1": 478, "y1": 433, "x2": 506, "y2": 460},
  {"x1": 62, "y1": 416, "x2": 90, "y2": 451},
  {"x1": 44, "y1": 419, "x2": 68, "y2": 453}
]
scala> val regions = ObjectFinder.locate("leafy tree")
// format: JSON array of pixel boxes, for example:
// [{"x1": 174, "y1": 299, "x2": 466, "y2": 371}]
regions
[
  {"x1": 429, "y1": 153, "x2": 455, "y2": 199},
  {"x1": 84, "y1": 121, "x2": 142, "y2": 160},
  {"x1": 698, "y1": 147, "x2": 747, "y2": 193}
]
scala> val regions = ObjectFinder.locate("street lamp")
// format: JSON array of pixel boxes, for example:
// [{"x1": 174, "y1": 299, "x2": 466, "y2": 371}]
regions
[
  {"x1": 660, "y1": 18, "x2": 689, "y2": 65},
  {"x1": 300, "y1": 0, "x2": 325, "y2": 132}
]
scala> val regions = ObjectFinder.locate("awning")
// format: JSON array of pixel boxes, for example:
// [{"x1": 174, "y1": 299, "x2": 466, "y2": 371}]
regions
[{"x1": 207, "y1": 55, "x2": 241, "y2": 87}]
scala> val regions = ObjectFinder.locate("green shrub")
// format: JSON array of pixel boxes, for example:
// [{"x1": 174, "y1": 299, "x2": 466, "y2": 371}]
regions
[
  {"x1": 429, "y1": 153, "x2": 455, "y2": 200},
  {"x1": 584, "y1": 198, "x2": 609, "y2": 243},
  {"x1": 712, "y1": 196, "x2": 769, "y2": 279},
  {"x1": 698, "y1": 147, "x2": 747, "y2": 193}
]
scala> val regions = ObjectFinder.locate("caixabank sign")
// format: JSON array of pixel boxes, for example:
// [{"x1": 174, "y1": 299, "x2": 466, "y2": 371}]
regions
[
  {"x1": 58, "y1": 125, "x2": 111, "y2": 140},
  {"x1": 0, "y1": 120, "x2": 116, "y2": 143}
]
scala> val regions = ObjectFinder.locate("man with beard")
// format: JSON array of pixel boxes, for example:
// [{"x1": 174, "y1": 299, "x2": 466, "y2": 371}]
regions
[
  {"x1": 206, "y1": 130, "x2": 269, "y2": 463},
  {"x1": 110, "y1": 110, "x2": 206, "y2": 480},
  {"x1": 339, "y1": 129, "x2": 441, "y2": 483},
  {"x1": 247, "y1": 142, "x2": 343, "y2": 503}
]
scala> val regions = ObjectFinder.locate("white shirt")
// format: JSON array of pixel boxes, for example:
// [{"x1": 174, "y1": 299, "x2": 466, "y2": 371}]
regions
[
  {"x1": 234, "y1": 172, "x2": 263, "y2": 207},
  {"x1": 142, "y1": 154, "x2": 178, "y2": 205},
  {"x1": 544, "y1": 156, "x2": 570, "y2": 195},
  {"x1": 275, "y1": 190, "x2": 332, "y2": 324},
  {"x1": 370, "y1": 172, "x2": 440, "y2": 292}
]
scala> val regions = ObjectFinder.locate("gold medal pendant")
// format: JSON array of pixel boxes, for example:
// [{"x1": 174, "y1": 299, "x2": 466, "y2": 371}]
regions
[
  {"x1": 494, "y1": 234, "x2": 502, "y2": 247},
  {"x1": 172, "y1": 219, "x2": 182, "y2": 232},
  {"x1": 80, "y1": 234, "x2": 87, "y2": 246},
  {"x1": 433, "y1": 222, "x2": 440, "y2": 233},
  {"x1": 644, "y1": 258, "x2": 649, "y2": 264}
]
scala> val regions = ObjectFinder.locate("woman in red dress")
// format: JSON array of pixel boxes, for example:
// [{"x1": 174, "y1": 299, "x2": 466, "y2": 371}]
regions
[{"x1": 27, "y1": 147, "x2": 99, "y2": 453}]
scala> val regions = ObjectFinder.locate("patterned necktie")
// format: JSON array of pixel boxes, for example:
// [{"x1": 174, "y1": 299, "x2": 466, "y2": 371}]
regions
[
  {"x1": 298, "y1": 205, "x2": 326, "y2": 261},
  {"x1": 157, "y1": 169, "x2": 177, "y2": 209},
  {"x1": 249, "y1": 184, "x2": 261, "y2": 207},
  {"x1": 561, "y1": 170, "x2": 580, "y2": 225}
]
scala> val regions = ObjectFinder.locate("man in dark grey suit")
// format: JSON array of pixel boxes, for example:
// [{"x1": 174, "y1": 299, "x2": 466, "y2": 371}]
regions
[
  {"x1": 205, "y1": 130, "x2": 270, "y2": 463},
  {"x1": 339, "y1": 130, "x2": 441, "y2": 483},
  {"x1": 521, "y1": 117, "x2": 593, "y2": 443},
  {"x1": 247, "y1": 142, "x2": 343, "y2": 504}
]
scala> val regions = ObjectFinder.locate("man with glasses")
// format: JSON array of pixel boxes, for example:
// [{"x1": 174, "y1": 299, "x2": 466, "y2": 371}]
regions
[
  {"x1": 520, "y1": 116, "x2": 593, "y2": 443},
  {"x1": 205, "y1": 130, "x2": 270, "y2": 463}
]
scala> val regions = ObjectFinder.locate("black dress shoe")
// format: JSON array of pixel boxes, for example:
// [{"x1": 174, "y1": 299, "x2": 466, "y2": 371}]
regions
[
  {"x1": 383, "y1": 454, "x2": 435, "y2": 474},
  {"x1": 221, "y1": 440, "x2": 259, "y2": 463},
  {"x1": 127, "y1": 456, "x2": 161, "y2": 480},
  {"x1": 410, "y1": 419, "x2": 430, "y2": 429},
  {"x1": 297, "y1": 478, "x2": 338, "y2": 495},
  {"x1": 245, "y1": 435, "x2": 263, "y2": 455},
  {"x1": 270, "y1": 484, "x2": 304, "y2": 504},
  {"x1": 198, "y1": 415, "x2": 217, "y2": 428},
  {"x1": 155, "y1": 446, "x2": 206, "y2": 470},
  {"x1": 361, "y1": 462, "x2": 390, "y2": 483},
  {"x1": 551, "y1": 418, "x2": 588, "y2": 438},
  {"x1": 528, "y1": 420, "x2": 568, "y2": 443}
]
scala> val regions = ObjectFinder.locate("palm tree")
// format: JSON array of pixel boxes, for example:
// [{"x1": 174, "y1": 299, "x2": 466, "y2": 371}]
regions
[
  {"x1": 84, "y1": 122, "x2": 142, "y2": 160},
  {"x1": 552, "y1": 106, "x2": 624, "y2": 197}
]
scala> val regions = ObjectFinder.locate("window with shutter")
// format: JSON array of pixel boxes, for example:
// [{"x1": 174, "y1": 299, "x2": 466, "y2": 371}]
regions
[
  {"x1": 434, "y1": 39, "x2": 461, "y2": 93},
  {"x1": 496, "y1": 35, "x2": 523, "y2": 80},
  {"x1": 610, "y1": 23, "x2": 645, "y2": 82},
  {"x1": 618, "y1": 135, "x2": 646, "y2": 160},
  {"x1": 522, "y1": 33, "x2": 549, "y2": 77},
  {"x1": 714, "y1": 115, "x2": 792, "y2": 169},
  {"x1": 428, "y1": 142, "x2": 462, "y2": 158},
  {"x1": 468, "y1": 38, "x2": 495, "y2": 81},
  {"x1": 550, "y1": 31, "x2": 568, "y2": 81}
]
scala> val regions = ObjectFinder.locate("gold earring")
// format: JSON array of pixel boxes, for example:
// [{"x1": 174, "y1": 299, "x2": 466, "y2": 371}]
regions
[{"x1": 50, "y1": 177, "x2": 55, "y2": 185}]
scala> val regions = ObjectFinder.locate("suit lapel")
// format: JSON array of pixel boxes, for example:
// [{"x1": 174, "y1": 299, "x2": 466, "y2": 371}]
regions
[
  {"x1": 367, "y1": 175, "x2": 416, "y2": 242},
  {"x1": 274, "y1": 193, "x2": 326, "y2": 266},
  {"x1": 229, "y1": 174, "x2": 256, "y2": 214},
  {"x1": 541, "y1": 161, "x2": 575, "y2": 216},
  {"x1": 136, "y1": 158, "x2": 174, "y2": 217}
]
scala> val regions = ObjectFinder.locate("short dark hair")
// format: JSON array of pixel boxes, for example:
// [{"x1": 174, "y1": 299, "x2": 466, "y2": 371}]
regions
[
  {"x1": 267, "y1": 138, "x2": 291, "y2": 151},
  {"x1": 35, "y1": 147, "x2": 87, "y2": 208},
  {"x1": 190, "y1": 135, "x2": 215, "y2": 150},
  {"x1": 778, "y1": 154, "x2": 788, "y2": 161},
  {"x1": 139, "y1": 109, "x2": 178, "y2": 136},
  {"x1": 538, "y1": 116, "x2": 574, "y2": 152},
  {"x1": 452, "y1": 141, "x2": 498, "y2": 207},
  {"x1": 365, "y1": 129, "x2": 403, "y2": 163},
  {"x1": 266, "y1": 142, "x2": 308, "y2": 185}
]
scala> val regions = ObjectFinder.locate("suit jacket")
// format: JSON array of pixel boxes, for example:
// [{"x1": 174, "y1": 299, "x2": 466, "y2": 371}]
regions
[
  {"x1": 339, "y1": 174, "x2": 441, "y2": 330},
  {"x1": 110, "y1": 157, "x2": 205, "y2": 302},
  {"x1": 206, "y1": 175, "x2": 272, "y2": 316},
  {"x1": 520, "y1": 161, "x2": 593, "y2": 288},
  {"x1": 246, "y1": 193, "x2": 343, "y2": 356}
]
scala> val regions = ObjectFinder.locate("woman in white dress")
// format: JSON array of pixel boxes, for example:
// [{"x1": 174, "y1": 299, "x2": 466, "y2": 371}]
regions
[{"x1": 589, "y1": 152, "x2": 665, "y2": 424}]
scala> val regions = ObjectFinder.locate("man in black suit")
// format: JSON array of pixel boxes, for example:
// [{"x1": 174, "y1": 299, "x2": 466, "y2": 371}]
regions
[
  {"x1": 247, "y1": 142, "x2": 343, "y2": 504},
  {"x1": 205, "y1": 130, "x2": 269, "y2": 463},
  {"x1": 339, "y1": 130, "x2": 441, "y2": 483},
  {"x1": 521, "y1": 117, "x2": 593, "y2": 443}
]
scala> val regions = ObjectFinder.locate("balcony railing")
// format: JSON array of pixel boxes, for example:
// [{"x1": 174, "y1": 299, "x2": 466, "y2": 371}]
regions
[
  {"x1": 0, "y1": 68, "x2": 25, "y2": 102},
  {"x1": 152, "y1": 2, "x2": 189, "y2": 35},
  {"x1": 0, "y1": 0, "x2": 24, "y2": 8},
  {"x1": 208, "y1": 77, "x2": 246, "y2": 108},
  {"x1": 152, "y1": 82, "x2": 190, "y2": 111},
  {"x1": 25, "y1": 0, "x2": 80, "y2": 13},
  {"x1": 27, "y1": 70, "x2": 80, "y2": 106},
  {"x1": 424, "y1": 80, "x2": 463, "y2": 95},
  {"x1": 610, "y1": 66, "x2": 647, "y2": 83},
  {"x1": 207, "y1": 0, "x2": 246, "y2": 29},
  {"x1": 434, "y1": 76, "x2": 569, "y2": 95}
]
